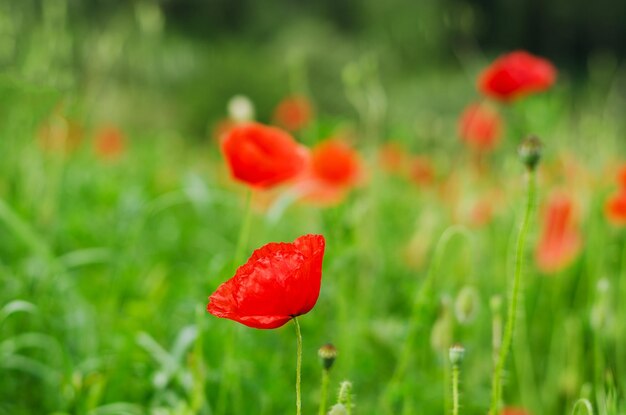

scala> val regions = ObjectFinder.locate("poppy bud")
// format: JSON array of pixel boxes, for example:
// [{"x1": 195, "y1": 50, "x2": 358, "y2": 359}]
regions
[
  {"x1": 328, "y1": 404, "x2": 348, "y2": 415},
  {"x1": 454, "y1": 286, "x2": 480, "y2": 325},
  {"x1": 228, "y1": 95, "x2": 255, "y2": 122},
  {"x1": 518, "y1": 135, "x2": 542, "y2": 171},
  {"x1": 318, "y1": 343, "x2": 337, "y2": 370},
  {"x1": 338, "y1": 380, "x2": 353, "y2": 405},
  {"x1": 490, "y1": 295, "x2": 503, "y2": 313},
  {"x1": 449, "y1": 344, "x2": 465, "y2": 366}
]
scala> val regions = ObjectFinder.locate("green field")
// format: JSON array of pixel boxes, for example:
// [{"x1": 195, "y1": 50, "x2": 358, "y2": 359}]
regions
[{"x1": 2, "y1": 1, "x2": 626, "y2": 415}]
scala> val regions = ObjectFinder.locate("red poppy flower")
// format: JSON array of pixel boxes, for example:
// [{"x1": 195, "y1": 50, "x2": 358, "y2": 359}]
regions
[
  {"x1": 207, "y1": 234, "x2": 325, "y2": 329},
  {"x1": 221, "y1": 122, "x2": 310, "y2": 189},
  {"x1": 501, "y1": 407, "x2": 531, "y2": 415},
  {"x1": 94, "y1": 125, "x2": 125, "y2": 159},
  {"x1": 295, "y1": 139, "x2": 362, "y2": 205},
  {"x1": 535, "y1": 193, "x2": 582, "y2": 274},
  {"x1": 605, "y1": 188, "x2": 626, "y2": 225},
  {"x1": 478, "y1": 50, "x2": 557, "y2": 101},
  {"x1": 458, "y1": 102, "x2": 503, "y2": 152},
  {"x1": 273, "y1": 95, "x2": 313, "y2": 132},
  {"x1": 408, "y1": 156, "x2": 435, "y2": 186}
]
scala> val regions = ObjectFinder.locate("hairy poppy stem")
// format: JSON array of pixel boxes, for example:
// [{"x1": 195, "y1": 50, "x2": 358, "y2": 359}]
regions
[
  {"x1": 489, "y1": 169, "x2": 537, "y2": 415},
  {"x1": 452, "y1": 363, "x2": 460, "y2": 415},
  {"x1": 319, "y1": 369, "x2": 329, "y2": 415},
  {"x1": 233, "y1": 190, "x2": 253, "y2": 269},
  {"x1": 294, "y1": 317, "x2": 303, "y2": 415}
]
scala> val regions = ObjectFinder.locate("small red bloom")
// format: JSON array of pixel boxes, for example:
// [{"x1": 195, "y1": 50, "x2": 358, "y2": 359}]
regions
[
  {"x1": 501, "y1": 407, "x2": 531, "y2": 415},
  {"x1": 273, "y1": 95, "x2": 313, "y2": 132},
  {"x1": 207, "y1": 234, "x2": 325, "y2": 329},
  {"x1": 535, "y1": 193, "x2": 582, "y2": 274},
  {"x1": 605, "y1": 188, "x2": 626, "y2": 225},
  {"x1": 408, "y1": 156, "x2": 435, "y2": 186},
  {"x1": 295, "y1": 139, "x2": 362, "y2": 205},
  {"x1": 458, "y1": 103, "x2": 503, "y2": 152},
  {"x1": 94, "y1": 125, "x2": 125, "y2": 159},
  {"x1": 478, "y1": 50, "x2": 557, "y2": 101},
  {"x1": 221, "y1": 122, "x2": 310, "y2": 189}
]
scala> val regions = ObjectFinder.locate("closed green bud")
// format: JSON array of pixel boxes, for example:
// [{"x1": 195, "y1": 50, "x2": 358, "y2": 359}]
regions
[
  {"x1": 518, "y1": 135, "x2": 542, "y2": 171},
  {"x1": 449, "y1": 344, "x2": 465, "y2": 366}
]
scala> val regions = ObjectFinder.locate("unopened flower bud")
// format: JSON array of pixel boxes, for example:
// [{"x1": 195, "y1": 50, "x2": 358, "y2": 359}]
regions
[
  {"x1": 455, "y1": 286, "x2": 480, "y2": 325},
  {"x1": 490, "y1": 295, "x2": 503, "y2": 313},
  {"x1": 449, "y1": 344, "x2": 465, "y2": 366},
  {"x1": 328, "y1": 403, "x2": 348, "y2": 415},
  {"x1": 518, "y1": 135, "x2": 542, "y2": 171},
  {"x1": 318, "y1": 343, "x2": 337, "y2": 370},
  {"x1": 228, "y1": 95, "x2": 255, "y2": 122}
]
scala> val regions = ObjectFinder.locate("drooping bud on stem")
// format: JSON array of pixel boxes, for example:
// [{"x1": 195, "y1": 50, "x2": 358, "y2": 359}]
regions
[{"x1": 518, "y1": 135, "x2": 542, "y2": 171}]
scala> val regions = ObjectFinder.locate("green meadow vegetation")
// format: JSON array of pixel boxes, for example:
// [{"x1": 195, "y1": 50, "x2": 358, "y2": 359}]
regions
[{"x1": 2, "y1": 1, "x2": 626, "y2": 415}]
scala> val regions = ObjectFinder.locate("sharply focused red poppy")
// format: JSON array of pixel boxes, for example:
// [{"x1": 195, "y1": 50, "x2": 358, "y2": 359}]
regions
[
  {"x1": 221, "y1": 122, "x2": 310, "y2": 189},
  {"x1": 207, "y1": 234, "x2": 325, "y2": 329},
  {"x1": 478, "y1": 50, "x2": 557, "y2": 101},
  {"x1": 458, "y1": 103, "x2": 503, "y2": 152},
  {"x1": 295, "y1": 139, "x2": 362, "y2": 205},
  {"x1": 535, "y1": 193, "x2": 582, "y2": 274},
  {"x1": 94, "y1": 125, "x2": 125, "y2": 159},
  {"x1": 272, "y1": 95, "x2": 313, "y2": 132}
]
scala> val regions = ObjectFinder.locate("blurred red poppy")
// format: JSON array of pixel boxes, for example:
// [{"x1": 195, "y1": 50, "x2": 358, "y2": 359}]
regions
[
  {"x1": 478, "y1": 51, "x2": 557, "y2": 101},
  {"x1": 605, "y1": 188, "x2": 626, "y2": 225},
  {"x1": 458, "y1": 103, "x2": 503, "y2": 152},
  {"x1": 408, "y1": 156, "x2": 435, "y2": 186},
  {"x1": 94, "y1": 125, "x2": 125, "y2": 159},
  {"x1": 207, "y1": 234, "x2": 325, "y2": 329},
  {"x1": 295, "y1": 139, "x2": 362, "y2": 205},
  {"x1": 501, "y1": 408, "x2": 531, "y2": 415},
  {"x1": 535, "y1": 193, "x2": 582, "y2": 274},
  {"x1": 222, "y1": 122, "x2": 310, "y2": 189},
  {"x1": 273, "y1": 95, "x2": 313, "y2": 132}
]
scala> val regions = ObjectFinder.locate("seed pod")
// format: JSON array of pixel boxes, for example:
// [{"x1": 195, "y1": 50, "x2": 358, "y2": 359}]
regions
[
  {"x1": 454, "y1": 286, "x2": 481, "y2": 324},
  {"x1": 318, "y1": 343, "x2": 338, "y2": 370},
  {"x1": 449, "y1": 344, "x2": 466, "y2": 366}
]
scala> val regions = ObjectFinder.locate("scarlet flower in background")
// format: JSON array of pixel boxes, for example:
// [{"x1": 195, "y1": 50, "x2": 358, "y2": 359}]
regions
[
  {"x1": 207, "y1": 234, "x2": 325, "y2": 329},
  {"x1": 408, "y1": 156, "x2": 435, "y2": 186},
  {"x1": 458, "y1": 103, "x2": 503, "y2": 152},
  {"x1": 273, "y1": 95, "x2": 313, "y2": 132},
  {"x1": 94, "y1": 125, "x2": 125, "y2": 159},
  {"x1": 296, "y1": 139, "x2": 362, "y2": 205},
  {"x1": 605, "y1": 166, "x2": 626, "y2": 225},
  {"x1": 605, "y1": 189, "x2": 626, "y2": 225},
  {"x1": 478, "y1": 50, "x2": 557, "y2": 101},
  {"x1": 501, "y1": 408, "x2": 531, "y2": 415},
  {"x1": 221, "y1": 122, "x2": 309, "y2": 189},
  {"x1": 535, "y1": 193, "x2": 582, "y2": 274}
]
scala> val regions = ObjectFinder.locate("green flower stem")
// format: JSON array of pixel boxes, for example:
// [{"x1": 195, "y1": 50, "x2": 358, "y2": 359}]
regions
[
  {"x1": 319, "y1": 369, "x2": 330, "y2": 415},
  {"x1": 294, "y1": 317, "x2": 303, "y2": 415},
  {"x1": 452, "y1": 363, "x2": 460, "y2": 415},
  {"x1": 489, "y1": 170, "x2": 537, "y2": 415},
  {"x1": 233, "y1": 189, "x2": 253, "y2": 269}
]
